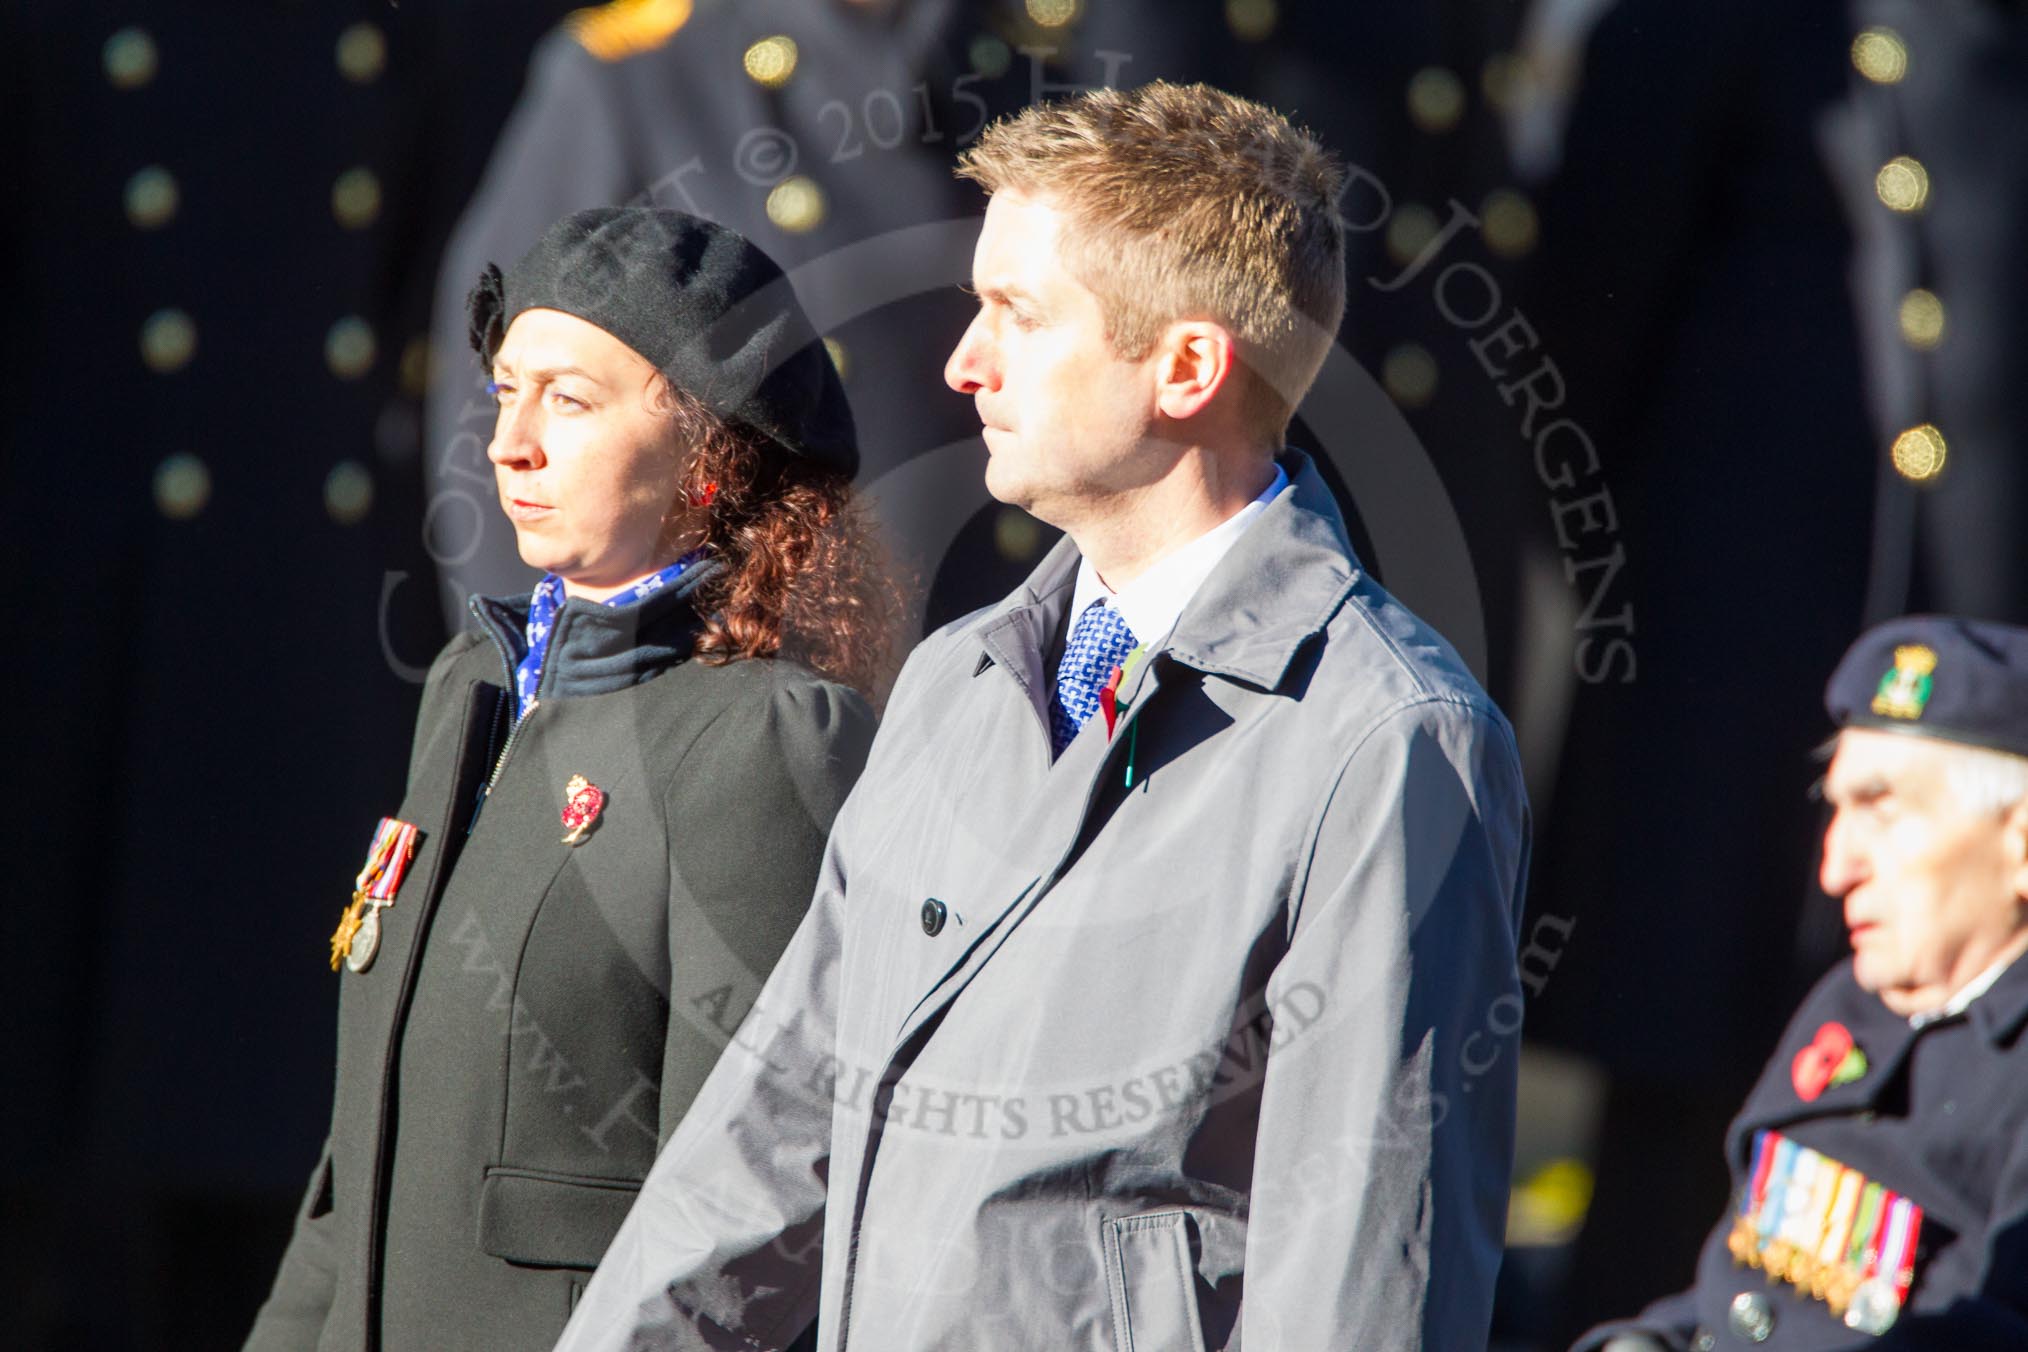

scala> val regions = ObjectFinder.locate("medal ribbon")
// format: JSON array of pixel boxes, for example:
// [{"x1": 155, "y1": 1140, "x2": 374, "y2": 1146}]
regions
[
  {"x1": 357, "y1": 817, "x2": 420, "y2": 902},
  {"x1": 1730, "y1": 1130, "x2": 1923, "y2": 1321}
]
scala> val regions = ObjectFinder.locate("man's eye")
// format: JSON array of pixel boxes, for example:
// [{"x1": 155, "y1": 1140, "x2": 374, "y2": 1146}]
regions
[
  {"x1": 549, "y1": 389, "x2": 587, "y2": 411},
  {"x1": 488, "y1": 381, "x2": 514, "y2": 403}
]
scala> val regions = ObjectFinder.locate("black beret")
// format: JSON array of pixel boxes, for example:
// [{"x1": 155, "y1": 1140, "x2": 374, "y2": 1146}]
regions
[
  {"x1": 467, "y1": 207, "x2": 857, "y2": 475},
  {"x1": 1826, "y1": 614, "x2": 2028, "y2": 758}
]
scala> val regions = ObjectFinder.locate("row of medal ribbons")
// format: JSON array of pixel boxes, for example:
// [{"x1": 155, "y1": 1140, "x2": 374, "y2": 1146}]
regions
[{"x1": 1726, "y1": 1129, "x2": 1922, "y2": 1336}]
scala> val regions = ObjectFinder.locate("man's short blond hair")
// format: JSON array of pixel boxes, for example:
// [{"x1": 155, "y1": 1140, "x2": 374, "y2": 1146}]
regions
[{"x1": 957, "y1": 81, "x2": 1346, "y2": 443}]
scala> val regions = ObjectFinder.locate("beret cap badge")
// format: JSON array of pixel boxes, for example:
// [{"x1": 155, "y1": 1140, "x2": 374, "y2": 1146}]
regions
[{"x1": 1870, "y1": 644, "x2": 1936, "y2": 721}]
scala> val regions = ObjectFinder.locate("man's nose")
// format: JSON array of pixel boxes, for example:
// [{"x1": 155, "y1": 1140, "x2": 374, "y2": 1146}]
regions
[
  {"x1": 1820, "y1": 810, "x2": 1869, "y2": 897},
  {"x1": 944, "y1": 315, "x2": 995, "y2": 395}
]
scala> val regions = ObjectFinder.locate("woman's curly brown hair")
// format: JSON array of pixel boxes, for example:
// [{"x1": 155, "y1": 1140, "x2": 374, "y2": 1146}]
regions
[{"x1": 657, "y1": 384, "x2": 904, "y2": 703}]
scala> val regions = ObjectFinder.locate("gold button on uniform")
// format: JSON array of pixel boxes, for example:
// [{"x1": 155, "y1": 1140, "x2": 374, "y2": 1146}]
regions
[
  {"x1": 1385, "y1": 204, "x2": 1441, "y2": 266},
  {"x1": 1898, "y1": 289, "x2": 1945, "y2": 350},
  {"x1": 1481, "y1": 53, "x2": 1524, "y2": 113},
  {"x1": 324, "y1": 461, "x2": 374, "y2": 525},
  {"x1": 765, "y1": 176, "x2": 825, "y2": 234},
  {"x1": 104, "y1": 28, "x2": 158, "y2": 89},
  {"x1": 1024, "y1": 0, "x2": 1079, "y2": 29},
  {"x1": 154, "y1": 454, "x2": 211, "y2": 519},
  {"x1": 969, "y1": 35, "x2": 1012, "y2": 77},
  {"x1": 1226, "y1": 0, "x2": 1277, "y2": 42},
  {"x1": 125, "y1": 167, "x2": 179, "y2": 229},
  {"x1": 1851, "y1": 27, "x2": 1908, "y2": 85},
  {"x1": 332, "y1": 168, "x2": 382, "y2": 230},
  {"x1": 336, "y1": 22, "x2": 388, "y2": 83},
  {"x1": 1482, "y1": 189, "x2": 1539, "y2": 258},
  {"x1": 141, "y1": 309, "x2": 197, "y2": 372},
  {"x1": 742, "y1": 35, "x2": 797, "y2": 88},
  {"x1": 326, "y1": 317, "x2": 377, "y2": 380},
  {"x1": 1891, "y1": 424, "x2": 1947, "y2": 482},
  {"x1": 1383, "y1": 344, "x2": 1439, "y2": 409},
  {"x1": 1407, "y1": 66, "x2": 1466, "y2": 134},
  {"x1": 1875, "y1": 156, "x2": 1930, "y2": 213}
]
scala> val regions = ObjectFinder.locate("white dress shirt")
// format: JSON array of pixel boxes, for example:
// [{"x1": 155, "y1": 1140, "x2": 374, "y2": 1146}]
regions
[
  {"x1": 1907, "y1": 948, "x2": 2025, "y2": 1029},
  {"x1": 1065, "y1": 462, "x2": 1289, "y2": 652}
]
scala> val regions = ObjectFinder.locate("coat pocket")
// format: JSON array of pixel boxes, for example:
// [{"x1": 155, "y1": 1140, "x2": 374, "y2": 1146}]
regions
[
  {"x1": 476, "y1": 1166, "x2": 641, "y2": 1270},
  {"x1": 1103, "y1": 1211, "x2": 1208, "y2": 1352}
]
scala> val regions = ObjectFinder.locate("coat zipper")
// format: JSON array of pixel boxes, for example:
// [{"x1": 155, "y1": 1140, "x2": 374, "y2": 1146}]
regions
[
  {"x1": 468, "y1": 606, "x2": 558, "y2": 830},
  {"x1": 468, "y1": 692, "x2": 539, "y2": 831}
]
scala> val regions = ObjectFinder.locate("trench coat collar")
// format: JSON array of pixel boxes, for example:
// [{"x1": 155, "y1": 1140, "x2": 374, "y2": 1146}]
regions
[
  {"x1": 975, "y1": 447, "x2": 1358, "y2": 696},
  {"x1": 467, "y1": 557, "x2": 723, "y2": 702}
]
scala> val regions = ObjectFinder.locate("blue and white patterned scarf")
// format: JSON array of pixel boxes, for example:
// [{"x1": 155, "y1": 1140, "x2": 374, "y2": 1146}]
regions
[{"x1": 513, "y1": 549, "x2": 706, "y2": 718}]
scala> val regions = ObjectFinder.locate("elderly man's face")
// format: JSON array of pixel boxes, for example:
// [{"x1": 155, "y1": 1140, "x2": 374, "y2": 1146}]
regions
[
  {"x1": 943, "y1": 192, "x2": 1161, "y2": 530},
  {"x1": 1819, "y1": 729, "x2": 2028, "y2": 1015}
]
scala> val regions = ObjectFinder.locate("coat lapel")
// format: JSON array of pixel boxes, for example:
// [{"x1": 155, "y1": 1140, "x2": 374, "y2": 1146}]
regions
[
  {"x1": 883, "y1": 450, "x2": 1356, "y2": 1056},
  {"x1": 887, "y1": 654, "x2": 1173, "y2": 1055}
]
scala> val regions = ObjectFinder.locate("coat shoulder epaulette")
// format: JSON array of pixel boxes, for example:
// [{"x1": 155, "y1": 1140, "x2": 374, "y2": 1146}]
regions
[{"x1": 564, "y1": 0, "x2": 691, "y2": 63}]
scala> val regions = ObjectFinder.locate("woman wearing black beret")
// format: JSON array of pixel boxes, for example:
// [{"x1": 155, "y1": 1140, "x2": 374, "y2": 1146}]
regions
[{"x1": 245, "y1": 208, "x2": 889, "y2": 1352}]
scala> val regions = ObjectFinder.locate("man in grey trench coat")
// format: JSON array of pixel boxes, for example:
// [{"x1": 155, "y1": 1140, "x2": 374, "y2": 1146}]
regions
[{"x1": 559, "y1": 81, "x2": 1532, "y2": 1352}]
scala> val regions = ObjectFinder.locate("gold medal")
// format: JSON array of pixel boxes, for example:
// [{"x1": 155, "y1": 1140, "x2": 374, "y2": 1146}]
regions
[
  {"x1": 328, "y1": 818, "x2": 421, "y2": 974},
  {"x1": 329, "y1": 894, "x2": 367, "y2": 971}
]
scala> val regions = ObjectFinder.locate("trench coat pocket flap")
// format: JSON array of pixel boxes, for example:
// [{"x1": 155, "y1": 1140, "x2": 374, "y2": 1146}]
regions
[
  {"x1": 477, "y1": 1167, "x2": 641, "y2": 1269},
  {"x1": 1103, "y1": 1211, "x2": 1208, "y2": 1352}
]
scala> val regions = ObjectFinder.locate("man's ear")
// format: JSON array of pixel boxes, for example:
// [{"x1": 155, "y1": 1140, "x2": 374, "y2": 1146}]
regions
[
  {"x1": 2006, "y1": 799, "x2": 2028, "y2": 903},
  {"x1": 1152, "y1": 320, "x2": 1240, "y2": 423}
]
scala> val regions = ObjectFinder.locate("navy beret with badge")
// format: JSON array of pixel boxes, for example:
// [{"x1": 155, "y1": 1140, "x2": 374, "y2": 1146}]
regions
[
  {"x1": 1825, "y1": 614, "x2": 2028, "y2": 758},
  {"x1": 466, "y1": 206, "x2": 857, "y2": 474}
]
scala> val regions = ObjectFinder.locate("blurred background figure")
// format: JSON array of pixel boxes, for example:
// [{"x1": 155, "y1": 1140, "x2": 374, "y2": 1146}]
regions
[{"x1": 11, "y1": 0, "x2": 2028, "y2": 1348}]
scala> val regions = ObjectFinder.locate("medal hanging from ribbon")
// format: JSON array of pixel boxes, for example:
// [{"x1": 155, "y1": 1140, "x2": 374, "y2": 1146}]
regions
[
  {"x1": 1726, "y1": 1129, "x2": 1922, "y2": 1334},
  {"x1": 329, "y1": 817, "x2": 421, "y2": 974}
]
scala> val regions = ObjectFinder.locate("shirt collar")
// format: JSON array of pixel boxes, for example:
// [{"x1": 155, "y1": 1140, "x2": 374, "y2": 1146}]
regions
[
  {"x1": 1067, "y1": 462, "x2": 1288, "y2": 649},
  {"x1": 977, "y1": 448, "x2": 1360, "y2": 695},
  {"x1": 1909, "y1": 946, "x2": 2028, "y2": 1045}
]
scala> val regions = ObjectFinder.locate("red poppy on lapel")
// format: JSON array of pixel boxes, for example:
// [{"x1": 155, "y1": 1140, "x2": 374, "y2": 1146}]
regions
[
  {"x1": 1792, "y1": 1021, "x2": 1864, "y2": 1101},
  {"x1": 561, "y1": 774, "x2": 606, "y2": 845},
  {"x1": 1099, "y1": 664, "x2": 1127, "y2": 736}
]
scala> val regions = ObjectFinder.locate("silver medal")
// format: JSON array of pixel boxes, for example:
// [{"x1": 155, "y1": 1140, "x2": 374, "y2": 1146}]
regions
[
  {"x1": 346, "y1": 904, "x2": 383, "y2": 973},
  {"x1": 1844, "y1": 1277, "x2": 1902, "y2": 1335}
]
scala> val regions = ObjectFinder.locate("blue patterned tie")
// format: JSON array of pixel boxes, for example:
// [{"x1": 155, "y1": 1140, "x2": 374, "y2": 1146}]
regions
[{"x1": 1049, "y1": 600, "x2": 1139, "y2": 756}]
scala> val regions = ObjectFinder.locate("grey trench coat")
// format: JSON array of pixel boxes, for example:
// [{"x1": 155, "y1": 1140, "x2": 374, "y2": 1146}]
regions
[{"x1": 558, "y1": 450, "x2": 1532, "y2": 1351}]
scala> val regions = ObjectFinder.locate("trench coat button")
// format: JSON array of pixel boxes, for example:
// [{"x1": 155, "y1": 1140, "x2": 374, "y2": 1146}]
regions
[
  {"x1": 1728, "y1": 1290, "x2": 1774, "y2": 1343},
  {"x1": 1692, "y1": 1332, "x2": 1716, "y2": 1352},
  {"x1": 920, "y1": 897, "x2": 947, "y2": 936}
]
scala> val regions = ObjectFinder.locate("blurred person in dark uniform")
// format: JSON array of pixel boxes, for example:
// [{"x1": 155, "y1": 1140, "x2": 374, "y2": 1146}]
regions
[
  {"x1": 421, "y1": 1, "x2": 1496, "y2": 654},
  {"x1": 244, "y1": 208, "x2": 881, "y2": 1352},
  {"x1": 1819, "y1": 3, "x2": 2028, "y2": 624},
  {"x1": 1576, "y1": 615, "x2": 2028, "y2": 1351},
  {"x1": 1501, "y1": 0, "x2": 1884, "y2": 1333},
  {"x1": 3, "y1": 4, "x2": 579, "y2": 1349}
]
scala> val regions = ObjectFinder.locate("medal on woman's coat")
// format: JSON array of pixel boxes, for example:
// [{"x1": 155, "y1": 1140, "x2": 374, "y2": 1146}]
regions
[{"x1": 330, "y1": 817, "x2": 422, "y2": 973}]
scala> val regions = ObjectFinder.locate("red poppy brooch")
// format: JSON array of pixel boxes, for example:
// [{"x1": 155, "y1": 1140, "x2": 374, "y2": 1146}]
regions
[
  {"x1": 1791, "y1": 1021, "x2": 1869, "y2": 1102},
  {"x1": 560, "y1": 774, "x2": 605, "y2": 845}
]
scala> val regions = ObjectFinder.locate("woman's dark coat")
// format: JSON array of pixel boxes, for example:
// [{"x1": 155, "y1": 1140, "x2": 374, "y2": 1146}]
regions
[{"x1": 245, "y1": 574, "x2": 875, "y2": 1352}]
